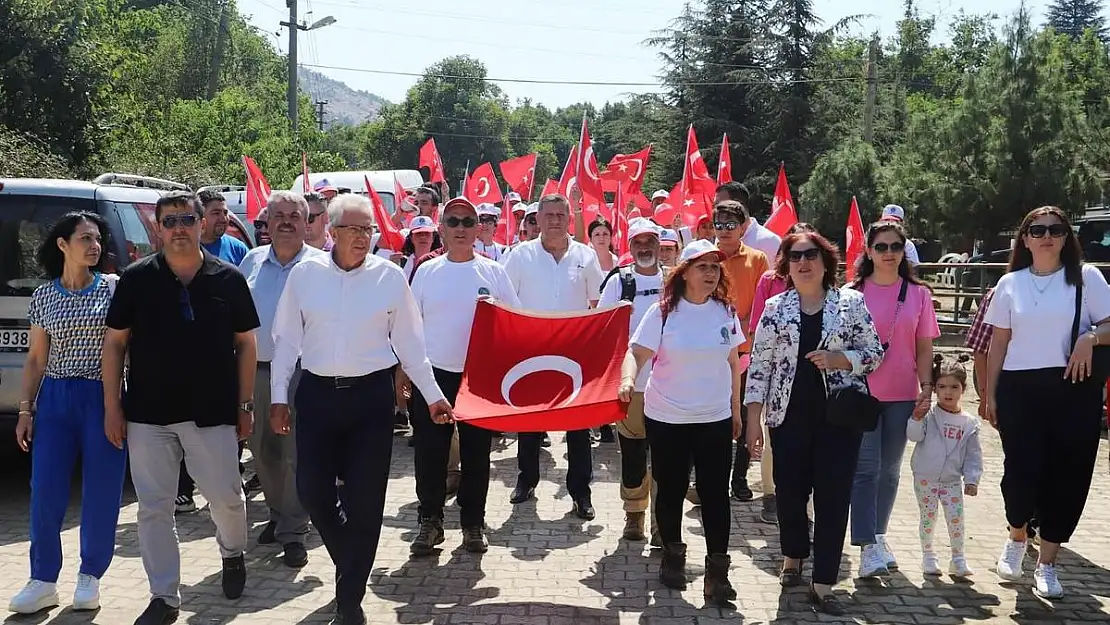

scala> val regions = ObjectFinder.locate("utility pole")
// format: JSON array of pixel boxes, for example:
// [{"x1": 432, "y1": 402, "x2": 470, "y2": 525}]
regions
[
  {"x1": 314, "y1": 100, "x2": 328, "y2": 132},
  {"x1": 862, "y1": 34, "x2": 879, "y2": 145},
  {"x1": 207, "y1": 0, "x2": 229, "y2": 100},
  {"x1": 279, "y1": 7, "x2": 336, "y2": 132}
]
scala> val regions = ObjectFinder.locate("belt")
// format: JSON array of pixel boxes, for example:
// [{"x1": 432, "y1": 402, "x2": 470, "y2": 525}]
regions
[
  {"x1": 304, "y1": 370, "x2": 378, "y2": 389},
  {"x1": 257, "y1": 361, "x2": 271, "y2": 369}
]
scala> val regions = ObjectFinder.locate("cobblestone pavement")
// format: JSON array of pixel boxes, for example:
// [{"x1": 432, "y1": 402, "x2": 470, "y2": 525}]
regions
[{"x1": 2, "y1": 396, "x2": 1110, "y2": 624}]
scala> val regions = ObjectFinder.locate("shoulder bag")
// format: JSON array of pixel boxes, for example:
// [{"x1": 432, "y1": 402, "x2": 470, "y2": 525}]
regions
[
  {"x1": 1070, "y1": 272, "x2": 1110, "y2": 384},
  {"x1": 820, "y1": 293, "x2": 882, "y2": 432}
]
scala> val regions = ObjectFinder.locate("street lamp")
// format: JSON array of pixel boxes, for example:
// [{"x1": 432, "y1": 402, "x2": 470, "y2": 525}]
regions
[
  {"x1": 281, "y1": 6, "x2": 337, "y2": 130},
  {"x1": 305, "y1": 15, "x2": 336, "y2": 31}
]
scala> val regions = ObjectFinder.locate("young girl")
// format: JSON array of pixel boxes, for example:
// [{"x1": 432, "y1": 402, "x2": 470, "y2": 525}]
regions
[{"x1": 907, "y1": 355, "x2": 984, "y2": 578}]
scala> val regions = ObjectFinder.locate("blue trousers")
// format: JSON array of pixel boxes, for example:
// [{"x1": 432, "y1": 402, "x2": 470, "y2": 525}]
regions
[
  {"x1": 850, "y1": 400, "x2": 915, "y2": 545},
  {"x1": 30, "y1": 377, "x2": 127, "y2": 582}
]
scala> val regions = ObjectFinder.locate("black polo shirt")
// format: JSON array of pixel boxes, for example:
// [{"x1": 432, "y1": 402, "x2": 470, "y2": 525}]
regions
[{"x1": 106, "y1": 251, "x2": 260, "y2": 428}]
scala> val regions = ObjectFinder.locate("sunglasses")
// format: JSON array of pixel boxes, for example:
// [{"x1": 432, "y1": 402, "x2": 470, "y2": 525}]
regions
[
  {"x1": 179, "y1": 287, "x2": 194, "y2": 322},
  {"x1": 1028, "y1": 224, "x2": 1069, "y2": 239},
  {"x1": 788, "y1": 248, "x2": 821, "y2": 262},
  {"x1": 161, "y1": 214, "x2": 198, "y2": 229},
  {"x1": 334, "y1": 224, "x2": 373, "y2": 237},
  {"x1": 253, "y1": 220, "x2": 267, "y2": 230},
  {"x1": 714, "y1": 221, "x2": 742, "y2": 231},
  {"x1": 307, "y1": 211, "x2": 326, "y2": 224},
  {"x1": 872, "y1": 241, "x2": 905, "y2": 253},
  {"x1": 478, "y1": 215, "x2": 499, "y2": 225},
  {"x1": 444, "y1": 216, "x2": 477, "y2": 228}
]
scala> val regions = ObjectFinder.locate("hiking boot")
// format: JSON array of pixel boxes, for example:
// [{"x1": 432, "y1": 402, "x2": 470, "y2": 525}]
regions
[
  {"x1": 704, "y1": 554, "x2": 737, "y2": 605},
  {"x1": 759, "y1": 495, "x2": 778, "y2": 524},
  {"x1": 410, "y1": 517, "x2": 445, "y2": 557},
  {"x1": 623, "y1": 511, "x2": 646, "y2": 541},
  {"x1": 659, "y1": 543, "x2": 688, "y2": 590},
  {"x1": 599, "y1": 424, "x2": 616, "y2": 442},
  {"x1": 462, "y1": 526, "x2": 488, "y2": 553}
]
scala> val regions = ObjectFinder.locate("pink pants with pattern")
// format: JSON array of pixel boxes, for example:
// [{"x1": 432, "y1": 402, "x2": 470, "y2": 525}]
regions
[{"x1": 913, "y1": 478, "x2": 965, "y2": 557}]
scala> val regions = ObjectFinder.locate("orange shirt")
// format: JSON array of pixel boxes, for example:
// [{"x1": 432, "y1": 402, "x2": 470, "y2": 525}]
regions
[{"x1": 722, "y1": 243, "x2": 770, "y2": 352}]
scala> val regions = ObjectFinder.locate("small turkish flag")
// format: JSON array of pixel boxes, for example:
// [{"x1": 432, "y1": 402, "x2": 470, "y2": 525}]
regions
[
  {"x1": 242, "y1": 155, "x2": 271, "y2": 221},
  {"x1": 499, "y1": 153, "x2": 537, "y2": 201},
  {"x1": 557, "y1": 143, "x2": 578, "y2": 198},
  {"x1": 540, "y1": 178, "x2": 558, "y2": 198},
  {"x1": 602, "y1": 145, "x2": 652, "y2": 192},
  {"x1": 683, "y1": 126, "x2": 717, "y2": 198},
  {"x1": 454, "y1": 301, "x2": 631, "y2": 432},
  {"x1": 717, "y1": 133, "x2": 732, "y2": 185},
  {"x1": 365, "y1": 176, "x2": 404, "y2": 252},
  {"x1": 419, "y1": 138, "x2": 446, "y2": 183},
  {"x1": 574, "y1": 116, "x2": 605, "y2": 203},
  {"x1": 464, "y1": 162, "x2": 504, "y2": 205},
  {"x1": 845, "y1": 196, "x2": 866, "y2": 280},
  {"x1": 765, "y1": 163, "x2": 799, "y2": 237}
]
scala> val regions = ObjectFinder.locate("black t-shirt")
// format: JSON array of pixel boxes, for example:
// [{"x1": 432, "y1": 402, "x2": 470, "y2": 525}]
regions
[
  {"x1": 787, "y1": 310, "x2": 827, "y2": 419},
  {"x1": 106, "y1": 251, "x2": 260, "y2": 427}
]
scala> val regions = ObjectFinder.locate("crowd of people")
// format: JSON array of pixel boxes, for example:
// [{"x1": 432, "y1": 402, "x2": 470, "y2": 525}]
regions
[{"x1": 9, "y1": 176, "x2": 1110, "y2": 624}]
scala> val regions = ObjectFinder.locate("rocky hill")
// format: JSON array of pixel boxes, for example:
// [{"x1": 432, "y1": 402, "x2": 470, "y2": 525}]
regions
[{"x1": 297, "y1": 66, "x2": 388, "y2": 126}]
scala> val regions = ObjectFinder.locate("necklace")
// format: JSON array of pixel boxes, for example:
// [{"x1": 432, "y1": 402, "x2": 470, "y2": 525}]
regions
[
  {"x1": 1029, "y1": 270, "x2": 1059, "y2": 306},
  {"x1": 1030, "y1": 265, "x2": 1063, "y2": 277}
]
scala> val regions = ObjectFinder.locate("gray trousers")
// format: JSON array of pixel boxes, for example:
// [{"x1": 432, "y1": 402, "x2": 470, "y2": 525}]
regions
[
  {"x1": 251, "y1": 365, "x2": 309, "y2": 544},
  {"x1": 127, "y1": 421, "x2": 247, "y2": 607}
]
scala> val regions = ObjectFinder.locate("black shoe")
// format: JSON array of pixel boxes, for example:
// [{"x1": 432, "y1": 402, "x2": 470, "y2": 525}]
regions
[
  {"x1": 659, "y1": 543, "x2": 688, "y2": 590},
  {"x1": 573, "y1": 496, "x2": 596, "y2": 520},
  {"x1": 283, "y1": 542, "x2": 308, "y2": 568},
  {"x1": 410, "y1": 517, "x2": 445, "y2": 557},
  {"x1": 779, "y1": 566, "x2": 803, "y2": 587},
  {"x1": 462, "y1": 526, "x2": 489, "y2": 553},
  {"x1": 731, "y1": 479, "x2": 754, "y2": 502},
  {"x1": 599, "y1": 424, "x2": 616, "y2": 443},
  {"x1": 540, "y1": 433, "x2": 552, "y2": 447},
  {"x1": 134, "y1": 598, "x2": 179, "y2": 625},
  {"x1": 257, "y1": 521, "x2": 276, "y2": 545},
  {"x1": 243, "y1": 475, "x2": 262, "y2": 496},
  {"x1": 221, "y1": 555, "x2": 246, "y2": 599},
  {"x1": 174, "y1": 494, "x2": 196, "y2": 514},
  {"x1": 509, "y1": 484, "x2": 535, "y2": 504},
  {"x1": 760, "y1": 495, "x2": 778, "y2": 524},
  {"x1": 808, "y1": 585, "x2": 846, "y2": 616},
  {"x1": 393, "y1": 411, "x2": 409, "y2": 436},
  {"x1": 336, "y1": 605, "x2": 367, "y2": 625},
  {"x1": 703, "y1": 554, "x2": 737, "y2": 605}
]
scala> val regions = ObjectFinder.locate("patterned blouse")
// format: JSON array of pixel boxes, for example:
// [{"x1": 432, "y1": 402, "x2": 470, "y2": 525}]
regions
[{"x1": 26, "y1": 273, "x2": 116, "y2": 380}]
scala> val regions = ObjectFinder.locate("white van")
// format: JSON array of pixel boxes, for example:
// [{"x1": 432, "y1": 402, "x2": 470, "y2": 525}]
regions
[{"x1": 290, "y1": 170, "x2": 425, "y2": 215}]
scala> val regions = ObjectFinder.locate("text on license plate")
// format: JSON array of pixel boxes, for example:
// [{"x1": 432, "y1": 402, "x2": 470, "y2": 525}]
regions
[{"x1": 0, "y1": 329, "x2": 30, "y2": 352}]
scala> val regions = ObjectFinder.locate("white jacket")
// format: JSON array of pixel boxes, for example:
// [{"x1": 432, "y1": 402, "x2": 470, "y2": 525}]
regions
[{"x1": 907, "y1": 405, "x2": 984, "y2": 485}]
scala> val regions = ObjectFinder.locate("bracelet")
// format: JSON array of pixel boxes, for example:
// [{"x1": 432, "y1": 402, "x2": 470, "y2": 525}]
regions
[
  {"x1": 18, "y1": 400, "x2": 31, "y2": 408},
  {"x1": 1090, "y1": 331, "x2": 1100, "y2": 346},
  {"x1": 18, "y1": 410, "x2": 31, "y2": 417}
]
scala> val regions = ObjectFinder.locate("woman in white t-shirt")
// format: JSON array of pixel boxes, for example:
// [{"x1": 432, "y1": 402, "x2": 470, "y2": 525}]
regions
[
  {"x1": 618, "y1": 239, "x2": 745, "y2": 605},
  {"x1": 984, "y1": 206, "x2": 1110, "y2": 599},
  {"x1": 588, "y1": 217, "x2": 619, "y2": 273}
]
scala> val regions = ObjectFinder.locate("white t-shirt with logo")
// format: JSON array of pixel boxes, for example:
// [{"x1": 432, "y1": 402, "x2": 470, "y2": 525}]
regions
[
  {"x1": 409, "y1": 254, "x2": 521, "y2": 372},
  {"x1": 598, "y1": 268, "x2": 664, "y2": 392},
  {"x1": 631, "y1": 299, "x2": 745, "y2": 424}
]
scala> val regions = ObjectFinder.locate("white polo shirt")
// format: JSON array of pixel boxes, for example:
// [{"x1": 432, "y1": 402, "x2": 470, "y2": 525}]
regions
[{"x1": 503, "y1": 236, "x2": 605, "y2": 311}]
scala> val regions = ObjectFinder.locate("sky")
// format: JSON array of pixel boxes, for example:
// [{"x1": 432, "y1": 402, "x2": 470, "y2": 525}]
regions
[{"x1": 237, "y1": 0, "x2": 1045, "y2": 110}]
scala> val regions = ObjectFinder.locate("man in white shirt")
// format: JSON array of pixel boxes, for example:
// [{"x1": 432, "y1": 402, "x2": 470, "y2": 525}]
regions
[
  {"x1": 715, "y1": 182, "x2": 781, "y2": 260},
  {"x1": 408, "y1": 197, "x2": 521, "y2": 557},
  {"x1": 269, "y1": 194, "x2": 451, "y2": 625},
  {"x1": 473, "y1": 203, "x2": 506, "y2": 261},
  {"x1": 238, "y1": 191, "x2": 325, "y2": 570},
  {"x1": 503, "y1": 194, "x2": 605, "y2": 519},
  {"x1": 598, "y1": 220, "x2": 666, "y2": 543},
  {"x1": 879, "y1": 204, "x2": 921, "y2": 264}
]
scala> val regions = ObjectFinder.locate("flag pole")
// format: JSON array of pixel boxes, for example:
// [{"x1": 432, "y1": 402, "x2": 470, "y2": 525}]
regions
[
  {"x1": 575, "y1": 111, "x2": 587, "y2": 195},
  {"x1": 460, "y1": 160, "x2": 470, "y2": 198}
]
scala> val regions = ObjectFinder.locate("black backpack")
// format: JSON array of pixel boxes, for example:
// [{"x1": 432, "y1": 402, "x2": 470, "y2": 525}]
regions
[{"x1": 600, "y1": 266, "x2": 638, "y2": 302}]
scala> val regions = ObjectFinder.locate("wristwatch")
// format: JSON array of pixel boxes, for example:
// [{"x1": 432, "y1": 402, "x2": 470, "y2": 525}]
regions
[{"x1": 238, "y1": 400, "x2": 255, "y2": 413}]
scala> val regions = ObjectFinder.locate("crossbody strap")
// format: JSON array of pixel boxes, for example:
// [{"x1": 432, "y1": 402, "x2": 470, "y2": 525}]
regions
[{"x1": 1071, "y1": 268, "x2": 1085, "y2": 351}]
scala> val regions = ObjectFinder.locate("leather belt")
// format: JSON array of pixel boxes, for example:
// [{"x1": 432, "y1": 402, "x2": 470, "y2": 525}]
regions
[{"x1": 304, "y1": 370, "x2": 376, "y2": 389}]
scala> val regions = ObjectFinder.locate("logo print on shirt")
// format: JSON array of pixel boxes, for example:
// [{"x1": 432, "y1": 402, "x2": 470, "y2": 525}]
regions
[
  {"x1": 720, "y1": 326, "x2": 730, "y2": 344},
  {"x1": 477, "y1": 287, "x2": 490, "y2": 296}
]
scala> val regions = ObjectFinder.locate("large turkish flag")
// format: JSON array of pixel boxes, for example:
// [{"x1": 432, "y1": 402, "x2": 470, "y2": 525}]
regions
[{"x1": 454, "y1": 300, "x2": 631, "y2": 432}]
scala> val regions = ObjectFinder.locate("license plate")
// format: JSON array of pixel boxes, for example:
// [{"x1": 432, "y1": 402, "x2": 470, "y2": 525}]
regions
[{"x1": 0, "y1": 328, "x2": 30, "y2": 352}]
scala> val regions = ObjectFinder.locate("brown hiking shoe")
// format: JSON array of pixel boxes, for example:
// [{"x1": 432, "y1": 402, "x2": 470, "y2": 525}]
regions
[{"x1": 623, "y1": 512, "x2": 646, "y2": 540}]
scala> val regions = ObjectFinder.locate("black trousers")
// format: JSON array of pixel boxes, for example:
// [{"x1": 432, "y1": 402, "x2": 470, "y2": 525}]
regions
[
  {"x1": 731, "y1": 407, "x2": 750, "y2": 488},
  {"x1": 295, "y1": 369, "x2": 395, "y2": 613},
  {"x1": 646, "y1": 416, "x2": 732, "y2": 554},
  {"x1": 996, "y1": 368, "x2": 1103, "y2": 544},
  {"x1": 411, "y1": 369, "x2": 492, "y2": 528},
  {"x1": 517, "y1": 429, "x2": 592, "y2": 499},
  {"x1": 620, "y1": 435, "x2": 648, "y2": 490},
  {"x1": 770, "y1": 406, "x2": 862, "y2": 585}
]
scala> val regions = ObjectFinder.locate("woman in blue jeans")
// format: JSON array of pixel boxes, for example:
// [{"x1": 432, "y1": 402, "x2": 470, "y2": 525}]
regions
[
  {"x1": 847, "y1": 220, "x2": 939, "y2": 578},
  {"x1": 10, "y1": 212, "x2": 127, "y2": 614}
]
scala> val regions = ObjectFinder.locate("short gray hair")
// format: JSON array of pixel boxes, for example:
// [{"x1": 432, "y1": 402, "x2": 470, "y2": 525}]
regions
[
  {"x1": 327, "y1": 193, "x2": 374, "y2": 228},
  {"x1": 537, "y1": 193, "x2": 569, "y2": 214},
  {"x1": 266, "y1": 190, "x2": 309, "y2": 214}
]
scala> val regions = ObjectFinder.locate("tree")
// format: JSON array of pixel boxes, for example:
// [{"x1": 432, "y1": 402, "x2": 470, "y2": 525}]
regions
[
  {"x1": 798, "y1": 139, "x2": 884, "y2": 234},
  {"x1": 1046, "y1": 0, "x2": 1107, "y2": 41}
]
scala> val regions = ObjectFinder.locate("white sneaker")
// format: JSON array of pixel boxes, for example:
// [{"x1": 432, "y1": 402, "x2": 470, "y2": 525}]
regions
[
  {"x1": 8, "y1": 580, "x2": 59, "y2": 614},
  {"x1": 876, "y1": 534, "x2": 899, "y2": 570},
  {"x1": 922, "y1": 553, "x2": 942, "y2": 576},
  {"x1": 949, "y1": 556, "x2": 974, "y2": 578},
  {"x1": 72, "y1": 574, "x2": 100, "y2": 611},
  {"x1": 858, "y1": 543, "x2": 890, "y2": 579},
  {"x1": 1034, "y1": 563, "x2": 1064, "y2": 598},
  {"x1": 997, "y1": 538, "x2": 1027, "y2": 580}
]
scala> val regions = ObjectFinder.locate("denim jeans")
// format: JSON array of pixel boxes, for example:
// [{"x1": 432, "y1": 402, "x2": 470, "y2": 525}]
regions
[{"x1": 850, "y1": 400, "x2": 915, "y2": 545}]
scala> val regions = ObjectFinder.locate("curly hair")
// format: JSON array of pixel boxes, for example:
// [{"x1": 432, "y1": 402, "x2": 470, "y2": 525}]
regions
[{"x1": 661, "y1": 255, "x2": 733, "y2": 316}]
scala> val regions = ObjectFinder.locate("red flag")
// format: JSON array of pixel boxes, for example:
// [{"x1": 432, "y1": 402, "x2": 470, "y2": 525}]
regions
[
  {"x1": 419, "y1": 138, "x2": 446, "y2": 183},
  {"x1": 394, "y1": 174, "x2": 416, "y2": 226},
  {"x1": 301, "y1": 153, "x2": 311, "y2": 192},
  {"x1": 454, "y1": 300, "x2": 631, "y2": 431},
  {"x1": 601, "y1": 146, "x2": 652, "y2": 192},
  {"x1": 683, "y1": 126, "x2": 717, "y2": 198},
  {"x1": 668, "y1": 181, "x2": 711, "y2": 228},
  {"x1": 765, "y1": 164, "x2": 799, "y2": 237},
  {"x1": 614, "y1": 186, "x2": 630, "y2": 258},
  {"x1": 464, "y1": 162, "x2": 504, "y2": 206},
  {"x1": 499, "y1": 153, "x2": 538, "y2": 201},
  {"x1": 845, "y1": 196, "x2": 866, "y2": 280},
  {"x1": 242, "y1": 155, "x2": 271, "y2": 221},
  {"x1": 557, "y1": 144, "x2": 578, "y2": 198},
  {"x1": 540, "y1": 179, "x2": 558, "y2": 197},
  {"x1": 365, "y1": 176, "x2": 405, "y2": 252},
  {"x1": 717, "y1": 134, "x2": 732, "y2": 185},
  {"x1": 574, "y1": 116, "x2": 605, "y2": 203}
]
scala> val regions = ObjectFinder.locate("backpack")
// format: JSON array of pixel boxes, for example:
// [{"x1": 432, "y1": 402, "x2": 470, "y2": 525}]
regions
[{"x1": 600, "y1": 266, "x2": 638, "y2": 302}]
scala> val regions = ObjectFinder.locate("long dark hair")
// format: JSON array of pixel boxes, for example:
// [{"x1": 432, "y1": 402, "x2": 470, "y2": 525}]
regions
[
  {"x1": 1008, "y1": 206, "x2": 1083, "y2": 286},
  {"x1": 402, "y1": 230, "x2": 442, "y2": 257},
  {"x1": 587, "y1": 217, "x2": 614, "y2": 253},
  {"x1": 775, "y1": 231, "x2": 841, "y2": 290},
  {"x1": 37, "y1": 211, "x2": 110, "y2": 279},
  {"x1": 661, "y1": 255, "x2": 733, "y2": 315},
  {"x1": 850, "y1": 221, "x2": 926, "y2": 288}
]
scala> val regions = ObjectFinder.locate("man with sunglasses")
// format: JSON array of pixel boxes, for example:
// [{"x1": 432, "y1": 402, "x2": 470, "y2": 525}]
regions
[
  {"x1": 304, "y1": 192, "x2": 333, "y2": 252},
  {"x1": 252, "y1": 207, "x2": 272, "y2": 246},
  {"x1": 408, "y1": 197, "x2": 520, "y2": 556},
  {"x1": 879, "y1": 205, "x2": 921, "y2": 265},
  {"x1": 102, "y1": 191, "x2": 260, "y2": 625},
  {"x1": 473, "y1": 203, "x2": 506, "y2": 262},
  {"x1": 715, "y1": 182, "x2": 781, "y2": 260}
]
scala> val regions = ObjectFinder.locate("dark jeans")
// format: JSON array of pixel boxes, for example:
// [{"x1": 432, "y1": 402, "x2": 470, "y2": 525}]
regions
[
  {"x1": 646, "y1": 416, "x2": 732, "y2": 554},
  {"x1": 770, "y1": 406, "x2": 862, "y2": 585},
  {"x1": 620, "y1": 435, "x2": 648, "y2": 490},
  {"x1": 517, "y1": 429, "x2": 592, "y2": 499},
  {"x1": 996, "y1": 368, "x2": 1103, "y2": 544},
  {"x1": 295, "y1": 369, "x2": 395, "y2": 613},
  {"x1": 731, "y1": 407, "x2": 750, "y2": 488},
  {"x1": 411, "y1": 369, "x2": 492, "y2": 528}
]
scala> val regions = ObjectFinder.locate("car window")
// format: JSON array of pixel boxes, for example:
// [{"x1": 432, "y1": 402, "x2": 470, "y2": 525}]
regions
[
  {"x1": 0, "y1": 194, "x2": 96, "y2": 296},
  {"x1": 109, "y1": 201, "x2": 157, "y2": 262}
]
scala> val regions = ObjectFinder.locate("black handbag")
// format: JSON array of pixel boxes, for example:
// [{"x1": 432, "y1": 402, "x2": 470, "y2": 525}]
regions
[
  {"x1": 818, "y1": 302, "x2": 881, "y2": 432},
  {"x1": 1070, "y1": 275, "x2": 1110, "y2": 384}
]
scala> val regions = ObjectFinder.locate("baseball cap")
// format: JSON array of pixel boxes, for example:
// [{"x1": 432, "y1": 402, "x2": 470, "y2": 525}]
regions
[
  {"x1": 476, "y1": 203, "x2": 501, "y2": 217},
  {"x1": 660, "y1": 229, "x2": 680, "y2": 247},
  {"x1": 881, "y1": 204, "x2": 905, "y2": 221},
  {"x1": 313, "y1": 178, "x2": 337, "y2": 194},
  {"x1": 505, "y1": 191, "x2": 522, "y2": 204},
  {"x1": 651, "y1": 190, "x2": 669, "y2": 201},
  {"x1": 627, "y1": 220, "x2": 661, "y2": 242},
  {"x1": 409, "y1": 215, "x2": 436, "y2": 234},
  {"x1": 679, "y1": 239, "x2": 727, "y2": 264},
  {"x1": 523, "y1": 202, "x2": 539, "y2": 217},
  {"x1": 442, "y1": 197, "x2": 477, "y2": 215}
]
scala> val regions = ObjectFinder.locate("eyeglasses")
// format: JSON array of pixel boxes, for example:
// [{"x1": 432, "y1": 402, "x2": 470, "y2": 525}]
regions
[
  {"x1": 714, "y1": 221, "x2": 742, "y2": 231},
  {"x1": 253, "y1": 220, "x2": 267, "y2": 230},
  {"x1": 478, "y1": 215, "x2": 499, "y2": 225},
  {"x1": 161, "y1": 214, "x2": 198, "y2": 229},
  {"x1": 788, "y1": 248, "x2": 821, "y2": 263},
  {"x1": 179, "y1": 287, "x2": 194, "y2": 322},
  {"x1": 872, "y1": 241, "x2": 905, "y2": 253},
  {"x1": 307, "y1": 211, "x2": 327, "y2": 224},
  {"x1": 444, "y1": 216, "x2": 477, "y2": 228},
  {"x1": 1028, "y1": 224, "x2": 1069, "y2": 239},
  {"x1": 334, "y1": 224, "x2": 373, "y2": 237}
]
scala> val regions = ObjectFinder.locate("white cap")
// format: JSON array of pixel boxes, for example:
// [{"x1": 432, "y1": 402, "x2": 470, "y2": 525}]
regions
[
  {"x1": 476, "y1": 203, "x2": 501, "y2": 217},
  {"x1": 505, "y1": 191, "x2": 522, "y2": 204},
  {"x1": 523, "y1": 202, "x2": 539, "y2": 217},
  {"x1": 651, "y1": 189, "x2": 669, "y2": 201},
  {"x1": 409, "y1": 215, "x2": 436, "y2": 233},
  {"x1": 881, "y1": 204, "x2": 905, "y2": 221},
  {"x1": 627, "y1": 220, "x2": 661, "y2": 242},
  {"x1": 660, "y1": 229, "x2": 680, "y2": 247},
  {"x1": 679, "y1": 239, "x2": 727, "y2": 264}
]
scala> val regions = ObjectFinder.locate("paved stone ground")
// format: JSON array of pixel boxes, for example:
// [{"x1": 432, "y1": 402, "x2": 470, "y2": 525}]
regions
[{"x1": 2, "y1": 393, "x2": 1110, "y2": 624}]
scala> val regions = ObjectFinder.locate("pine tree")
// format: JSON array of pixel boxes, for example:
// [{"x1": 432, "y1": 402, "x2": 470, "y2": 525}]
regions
[{"x1": 1046, "y1": 0, "x2": 1107, "y2": 41}]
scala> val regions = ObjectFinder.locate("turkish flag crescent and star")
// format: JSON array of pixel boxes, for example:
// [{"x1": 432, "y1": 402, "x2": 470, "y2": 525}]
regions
[
  {"x1": 465, "y1": 162, "x2": 504, "y2": 206},
  {"x1": 419, "y1": 138, "x2": 446, "y2": 183},
  {"x1": 453, "y1": 301, "x2": 632, "y2": 432},
  {"x1": 845, "y1": 196, "x2": 866, "y2": 281}
]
